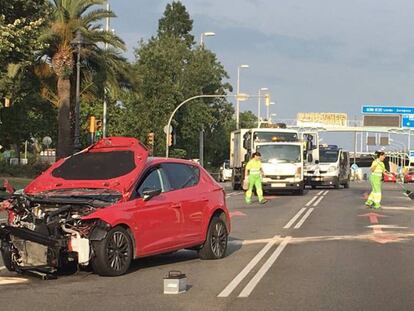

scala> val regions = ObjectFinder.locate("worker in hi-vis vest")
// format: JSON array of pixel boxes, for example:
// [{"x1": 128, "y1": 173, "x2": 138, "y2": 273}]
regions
[
  {"x1": 244, "y1": 152, "x2": 268, "y2": 204},
  {"x1": 365, "y1": 151, "x2": 386, "y2": 209}
]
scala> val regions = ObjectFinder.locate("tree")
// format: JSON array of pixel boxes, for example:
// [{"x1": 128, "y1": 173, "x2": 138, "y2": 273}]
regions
[
  {"x1": 129, "y1": 1, "x2": 233, "y2": 162},
  {"x1": 40, "y1": 0, "x2": 127, "y2": 158},
  {"x1": 240, "y1": 110, "x2": 258, "y2": 129}
]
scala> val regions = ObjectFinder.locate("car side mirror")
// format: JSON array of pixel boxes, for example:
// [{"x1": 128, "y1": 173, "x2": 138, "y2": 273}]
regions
[
  {"x1": 315, "y1": 160, "x2": 319, "y2": 164},
  {"x1": 142, "y1": 188, "x2": 162, "y2": 201}
]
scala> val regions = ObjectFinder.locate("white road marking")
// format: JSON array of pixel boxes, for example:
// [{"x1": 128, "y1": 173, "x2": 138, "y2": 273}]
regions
[
  {"x1": 305, "y1": 196, "x2": 319, "y2": 207},
  {"x1": 283, "y1": 208, "x2": 307, "y2": 229},
  {"x1": 0, "y1": 277, "x2": 29, "y2": 285},
  {"x1": 294, "y1": 208, "x2": 314, "y2": 229},
  {"x1": 381, "y1": 206, "x2": 414, "y2": 211},
  {"x1": 366, "y1": 225, "x2": 408, "y2": 230},
  {"x1": 313, "y1": 196, "x2": 324, "y2": 207},
  {"x1": 323, "y1": 190, "x2": 330, "y2": 196},
  {"x1": 238, "y1": 236, "x2": 292, "y2": 298},
  {"x1": 218, "y1": 235, "x2": 280, "y2": 298},
  {"x1": 317, "y1": 190, "x2": 324, "y2": 196}
]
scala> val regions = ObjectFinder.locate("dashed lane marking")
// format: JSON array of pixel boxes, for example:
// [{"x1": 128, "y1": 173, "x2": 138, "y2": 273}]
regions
[
  {"x1": 317, "y1": 190, "x2": 324, "y2": 195},
  {"x1": 283, "y1": 208, "x2": 306, "y2": 229},
  {"x1": 238, "y1": 236, "x2": 292, "y2": 298},
  {"x1": 294, "y1": 208, "x2": 314, "y2": 229},
  {"x1": 218, "y1": 235, "x2": 280, "y2": 298},
  {"x1": 381, "y1": 206, "x2": 414, "y2": 211},
  {"x1": 323, "y1": 190, "x2": 330, "y2": 196},
  {"x1": 313, "y1": 196, "x2": 324, "y2": 207}
]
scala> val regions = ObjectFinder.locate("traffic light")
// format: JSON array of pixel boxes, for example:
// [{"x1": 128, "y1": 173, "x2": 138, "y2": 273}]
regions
[
  {"x1": 167, "y1": 133, "x2": 173, "y2": 147},
  {"x1": 265, "y1": 94, "x2": 270, "y2": 106},
  {"x1": 4, "y1": 98, "x2": 11, "y2": 108},
  {"x1": 95, "y1": 120, "x2": 102, "y2": 132},
  {"x1": 95, "y1": 120, "x2": 103, "y2": 140},
  {"x1": 147, "y1": 132, "x2": 155, "y2": 145},
  {"x1": 88, "y1": 116, "x2": 96, "y2": 133}
]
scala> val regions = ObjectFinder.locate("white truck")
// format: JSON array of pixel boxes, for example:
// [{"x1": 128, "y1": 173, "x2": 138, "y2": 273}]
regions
[
  {"x1": 230, "y1": 126, "x2": 306, "y2": 195},
  {"x1": 305, "y1": 145, "x2": 351, "y2": 189}
]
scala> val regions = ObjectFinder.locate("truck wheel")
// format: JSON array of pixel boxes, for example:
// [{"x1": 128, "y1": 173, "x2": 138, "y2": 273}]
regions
[
  {"x1": 296, "y1": 188, "x2": 304, "y2": 195},
  {"x1": 334, "y1": 178, "x2": 340, "y2": 189},
  {"x1": 343, "y1": 181, "x2": 350, "y2": 189},
  {"x1": 91, "y1": 226, "x2": 133, "y2": 276},
  {"x1": 199, "y1": 216, "x2": 228, "y2": 260}
]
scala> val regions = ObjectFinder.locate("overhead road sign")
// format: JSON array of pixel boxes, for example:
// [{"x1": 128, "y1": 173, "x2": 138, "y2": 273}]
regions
[
  {"x1": 362, "y1": 106, "x2": 414, "y2": 115},
  {"x1": 363, "y1": 115, "x2": 401, "y2": 127},
  {"x1": 402, "y1": 115, "x2": 414, "y2": 128},
  {"x1": 296, "y1": 112, "x2": 347, "y2": 127}
]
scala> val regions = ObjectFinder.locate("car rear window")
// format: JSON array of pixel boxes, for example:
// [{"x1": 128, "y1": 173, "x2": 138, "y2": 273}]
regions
[
  {"x1": 161, "y1": 163, "x2": 200, "y2": 190},
  {"x1": 52, "y1": 151, "x2": 136, "y2": 180}
]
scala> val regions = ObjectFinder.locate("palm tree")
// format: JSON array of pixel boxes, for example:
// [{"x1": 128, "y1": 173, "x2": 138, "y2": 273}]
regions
[{"x1": 40, "y1": 0, "x2": 128, "y2": 158}]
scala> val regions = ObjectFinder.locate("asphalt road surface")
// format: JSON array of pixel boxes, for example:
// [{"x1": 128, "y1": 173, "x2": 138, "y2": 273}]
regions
[{"x1": 1, "y1": 181, "x2": 414, "y2": 311}]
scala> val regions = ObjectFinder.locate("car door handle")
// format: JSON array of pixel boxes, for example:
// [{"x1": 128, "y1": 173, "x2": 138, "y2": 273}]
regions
[{"x1": 171, "y1": 204, "x2": 181, "y2": 209}]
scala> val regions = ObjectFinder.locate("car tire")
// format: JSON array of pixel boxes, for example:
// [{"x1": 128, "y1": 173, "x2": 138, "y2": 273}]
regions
[
  {"x1": 0, "y1": 242, "x2": 15, "y2": 272},
  {"x1": 199, "y1": 216, "x2": 228, "y2": 260},
  {"x1": 91, "y1": 226, "x2": 133, "y2": 277}
]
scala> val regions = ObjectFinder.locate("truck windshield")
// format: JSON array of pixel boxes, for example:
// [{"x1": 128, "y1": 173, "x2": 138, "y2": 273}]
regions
[
  {"x1": 319, "y1": 150, "x2": 339, "y2": 163},
  {"x1": 253, "y1": 132, "x2": 298, "y2": 143},
  {"x1": 256, "y1": 145, "x2": 301, "y2": 163}
]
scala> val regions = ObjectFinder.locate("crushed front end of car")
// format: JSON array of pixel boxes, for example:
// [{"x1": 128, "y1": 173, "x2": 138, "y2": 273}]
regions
[{"x1": 0, "y1": 191, "x2": 115, "y2": 278}]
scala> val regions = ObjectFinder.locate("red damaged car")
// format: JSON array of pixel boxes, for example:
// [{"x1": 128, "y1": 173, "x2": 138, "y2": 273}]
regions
[{"x1": 0, "y1": 137, "x2": 230, "y2": 277}]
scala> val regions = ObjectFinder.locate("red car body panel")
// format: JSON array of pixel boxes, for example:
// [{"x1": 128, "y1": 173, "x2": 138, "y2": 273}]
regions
[
  {"x1": 404, "y1": 173, "x2": 414, "y2": 183},
  {"x1": 383, "y1": 172, "x2": 397, "y2": 183},
  {"x1": 77, "y1": 155, "x2": 230, "y2": 258},
  {"x1": 24, "y1": 137, "x2": 149, "y2": 198}
]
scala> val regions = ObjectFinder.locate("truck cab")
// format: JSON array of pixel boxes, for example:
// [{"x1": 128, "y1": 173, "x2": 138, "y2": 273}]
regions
[
  {"x1": 305, "y1": 145, "x2": 351, "y2": 189},
  {"x1": 230, "y1": 125, "x2": 305, "y2": 195}
]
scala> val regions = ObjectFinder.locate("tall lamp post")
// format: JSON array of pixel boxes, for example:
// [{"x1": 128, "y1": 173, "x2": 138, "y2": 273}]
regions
[
  {"x1": 266, "y1": 101, "x2": 275, "y2": 121},
  {"x1": 200, "y1": 31, "x2": 215, "y2": 47},
  {"x1": 257, "y1": 87, "x2": 268, "y2": 127},
  {"x1": 236, "y1": 64, "x2": 249, "y2": 129},
  {"x1": 71, "y1": 30, "x2": 86, "y2": 152}
]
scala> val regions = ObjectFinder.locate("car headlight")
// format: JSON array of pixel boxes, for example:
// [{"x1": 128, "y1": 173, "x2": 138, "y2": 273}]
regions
[
  {"x1": 295, "y1": 167, "x2": 302, "y2": 178},
  {"x1": 328, "y1": 166, "x2": 336, "y2": 173}
]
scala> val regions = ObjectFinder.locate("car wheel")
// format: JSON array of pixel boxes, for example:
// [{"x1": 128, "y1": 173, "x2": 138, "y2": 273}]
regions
[
  {"x1": 91, "y1": 226, "x2": 133, "y2": 276},
  {"x1": 199, "y1": 216, "x2": 228, "y2": 260},
  {"x1": 0, "y1": 241, "x2": 15, "y2": 271}
]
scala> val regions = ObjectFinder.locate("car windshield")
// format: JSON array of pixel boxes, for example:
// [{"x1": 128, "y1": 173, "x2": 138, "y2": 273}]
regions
[
  {"x1": 319, "y1": 150, "x2": 339, "y2": 163},
  {"x1": 52, "y1": 150, "x2": 136, "y2": 180},
  {"x1": 256, "y1": 145, "x2": 301, "y2": 163}
]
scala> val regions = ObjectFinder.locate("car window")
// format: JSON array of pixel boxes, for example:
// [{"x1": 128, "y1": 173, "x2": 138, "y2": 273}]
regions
[
  {"x1": 137, "y1": 168, "x2": 165, "y2": 197},
  {"x1": 161, "y1": 163, "x2": 200, "y2": 190}
]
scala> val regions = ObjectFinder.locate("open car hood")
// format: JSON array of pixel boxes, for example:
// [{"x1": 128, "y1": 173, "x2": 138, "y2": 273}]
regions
[{"x1": 24, "y1": 137, "x2": 148, "y2": 198}]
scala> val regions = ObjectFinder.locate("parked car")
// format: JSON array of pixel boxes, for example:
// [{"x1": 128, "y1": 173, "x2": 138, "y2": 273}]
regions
[
  {"x1": 0, "y1": 137, "x2": 230, "y2": 277},
  {"x1": 383, "y1": 171, "x2": 397, "y2": 183},
  {"x1": 404, "y1": 169, "x2": 414, "y2": 183},
  {"x1": 219, "y1": 160, "x2": 232, "y2": 182}
]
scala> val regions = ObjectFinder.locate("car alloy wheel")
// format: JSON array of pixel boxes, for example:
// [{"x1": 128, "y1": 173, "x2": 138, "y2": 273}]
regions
[
  {"x1": 211, "y1": 221, "x2": 227, "y2": 258},
  {"x1": 107, "y1": 231, "x2": 130, "y2": 272}
]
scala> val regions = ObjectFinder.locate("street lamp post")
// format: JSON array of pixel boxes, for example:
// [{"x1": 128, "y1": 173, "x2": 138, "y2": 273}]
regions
[
  {"x1": 236, "y1": 64, "x2": 249, "y2": 129},
  {"x1": 200, "y1": 32, "x2": 215, "y2": 47},
  {"x1": 266, "y1": 101, "x2": 275, "y2": 121},
  {"x1": 71, "y1": 30, "x2": 85, "y2": 152},
  {"x1": 257, "y1": 87, "x2": 268, "y2": 127},
  {"x1": 102, "y1": 1, "x2": 111, "y2": 138}
]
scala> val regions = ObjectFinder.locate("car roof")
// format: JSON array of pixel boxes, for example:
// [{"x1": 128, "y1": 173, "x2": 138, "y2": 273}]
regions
[{"x1": 146, "y1": 157, "x2": 201, "y2": 167}]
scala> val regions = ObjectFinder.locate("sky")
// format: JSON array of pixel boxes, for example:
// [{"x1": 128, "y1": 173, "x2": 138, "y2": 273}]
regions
[{"x1": 109, "y1": 0, "x2": 414, "y2": 149}]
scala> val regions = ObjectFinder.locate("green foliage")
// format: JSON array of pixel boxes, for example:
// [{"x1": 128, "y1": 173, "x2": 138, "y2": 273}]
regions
[
  {"x1": 240, "y1": 110, "x2": 258, "y2": 129},
  {"x1": 0, "y1": 160, "x2": 50, "y2": 179},
  {"x1": 0, "y1": 0, "x2": 49, "y2": 67}
]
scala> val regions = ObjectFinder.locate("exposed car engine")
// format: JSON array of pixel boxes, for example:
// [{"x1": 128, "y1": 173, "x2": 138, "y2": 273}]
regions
[{"x1": 0, "y1": 192, "x2": 113, "y2": 276}]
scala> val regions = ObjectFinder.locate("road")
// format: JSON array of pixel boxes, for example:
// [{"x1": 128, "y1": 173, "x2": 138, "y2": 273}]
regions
[{"x1": 1, "y1": 181, "x2": 414, "y2": 311}]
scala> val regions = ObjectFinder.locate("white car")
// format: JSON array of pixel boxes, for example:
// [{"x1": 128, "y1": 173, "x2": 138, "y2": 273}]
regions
[{"x1": 219, "y1": 161, "x2": 232, "y2": 182}]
